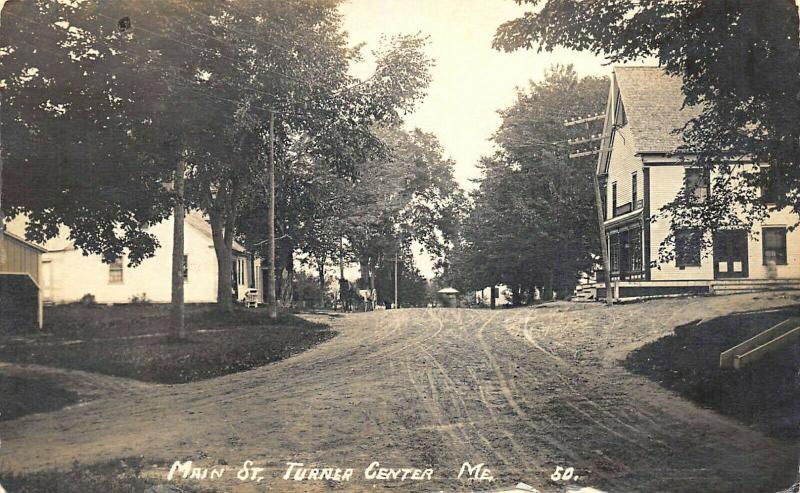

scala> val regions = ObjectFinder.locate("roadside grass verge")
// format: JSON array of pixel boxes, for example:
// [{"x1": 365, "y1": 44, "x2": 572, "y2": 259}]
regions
[
  {"x1": 0, "y1": 458, "x2": 216, "y2": 493},
  {"x1": 0, "y1": 372, "x2": 79, "y2": 421},
  {"x1": 0, "y1": 304, "x2": 336, "y2": 384},
  {"x1": 625, "y1": 304, "x2": 800, "y2": 440}
]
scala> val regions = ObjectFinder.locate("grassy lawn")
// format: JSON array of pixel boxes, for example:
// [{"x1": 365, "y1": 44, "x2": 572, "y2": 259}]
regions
[
  {"x1": 0, "y1": 373, "x2": 79, "y2": 422},
  {"x1": 0, "y1": 458, "x2": 217, "y2": 493},
  {"x1": 0, "y1": 304, "x2": 336, "y2": 384},
  {"x1": 625, "y1": 304, "x2": 800, "y2": 440}
]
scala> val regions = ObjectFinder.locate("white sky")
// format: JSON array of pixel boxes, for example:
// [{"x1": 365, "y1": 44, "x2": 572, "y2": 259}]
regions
[
  {"x1": 339, "y1": 0, "x2": 614, "y2": 278},
  {"x1": 339, "y1": 0, "x2": 612, "y2": 191}
]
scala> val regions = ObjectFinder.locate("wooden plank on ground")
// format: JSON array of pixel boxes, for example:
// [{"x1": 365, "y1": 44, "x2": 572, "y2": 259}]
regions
[
  {"x1": 719, "y1": 318, "x2": 796, "y2": 368},
  {"x1": 734, "y1": 325, "x2": 800, "y2": 369}
]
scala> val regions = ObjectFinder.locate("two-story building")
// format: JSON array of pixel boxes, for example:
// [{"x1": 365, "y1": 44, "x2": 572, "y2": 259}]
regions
[{"x1": 596, "y1": 66, "x2": 800, "y2": 299}]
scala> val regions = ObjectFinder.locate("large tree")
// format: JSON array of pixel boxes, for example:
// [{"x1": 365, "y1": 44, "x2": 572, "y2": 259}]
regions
[
  {"x1": 443, "y1": 66, "x2": 607, "y2": 302},
  {"x1": 344, "y1": 126, "x2": 464, "y2": 295},
  {"x1": 494, "y1": 0, "x2": 800, "y2": 257},
  {"x1": 239, "y1": 124, "x2": 463, "y2": 308},
  {"x1": 1, "y1": 0, "x2": 179, "y2": 264},
  {"x1": 2, "y1": 0, "x2": 432, "y2": 313}
]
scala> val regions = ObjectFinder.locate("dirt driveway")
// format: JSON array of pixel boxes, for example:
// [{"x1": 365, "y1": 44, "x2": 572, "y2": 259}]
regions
[{"x1": 1, "y1": 293, "x2": 798, "y2": 492}]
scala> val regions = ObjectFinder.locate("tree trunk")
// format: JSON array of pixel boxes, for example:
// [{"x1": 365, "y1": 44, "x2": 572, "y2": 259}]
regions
[
  {"x1": 266, "y1": 111, "x2": 278, "y2": 319},
  {"x1": 490, "y1": 286, "x2": 496, "y2": 309},
  {"x1": 277, "y1": 242, "x2": 294, "y2": 307},
  {"x1": 511, "y1": 285, "x2": 522, "y2": 306},
  {"x1": 318, "y1": 258, "x2": 326, "y2": 309},
  {"x1": 210, "y1": 215, "x2": 234, "y2": 313},
  {"x1": 169, "y1": 158, "x2": 186, "y2": 340},
  {"x1": 368, "y1": 263, "x2": 376, "y2": 311},
  {"x1": 542, "y1": 271, "x2": 553, "y2": 301},
  {"x1": 359, "y1": 256, "x2": 370, "y2": 289},
  {"x1": 527, "y1": 285, "x2": 537, "y2": 304}
]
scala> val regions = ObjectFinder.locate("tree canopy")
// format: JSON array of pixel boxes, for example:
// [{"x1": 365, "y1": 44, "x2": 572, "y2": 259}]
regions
[
  {"x1": 494, "y1": 0, "x2": 800, "y2": 255},
  {"x1": 442, "y1": 66, "x2": 607, "y2": 301},
  {"x1": 2, "y1": 0, "x2": 436, "y2": 309}
]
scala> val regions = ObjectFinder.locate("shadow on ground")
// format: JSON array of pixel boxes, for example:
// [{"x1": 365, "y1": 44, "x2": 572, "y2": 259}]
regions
[
  {"x1": 624, "y1": 304, "x2": 800, "y2": 440},
  {"x1": 0, "y1": 373, "x2": 79, "y2": 422},
  {"x1": 0, "y1": 458, "x2": 217, "y2": 493},
  {"x1": 0, "y1": 305, "x2": 337, "y2": 384}
]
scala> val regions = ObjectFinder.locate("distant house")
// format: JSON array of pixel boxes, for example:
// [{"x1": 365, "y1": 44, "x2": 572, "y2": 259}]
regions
[
  {"x1": 0, "y1": 231, "x2": 46, "y2": 329},
  {"x1": 596, "y1": 66, "x2": 800, "y2": 298},
  {"x1": 473, "y1": 285, "x2": 511, "y2": 307},
  {"x1": 7, "y1": 212, "x2": 261, "y2": 305}
]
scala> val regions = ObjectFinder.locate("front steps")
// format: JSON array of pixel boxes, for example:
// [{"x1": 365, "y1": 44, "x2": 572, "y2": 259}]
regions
[
  {"x1": 577, "y1": 278, "x2": 800, "y2": 303},
  {"x1": 710, "y1": 279, "x2": 800, "y2": 296}
]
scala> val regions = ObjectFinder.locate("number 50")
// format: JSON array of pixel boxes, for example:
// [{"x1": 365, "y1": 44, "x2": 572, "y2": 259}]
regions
[{"x1": 551, "y1": 466, "x2": 574, "y2": 481}]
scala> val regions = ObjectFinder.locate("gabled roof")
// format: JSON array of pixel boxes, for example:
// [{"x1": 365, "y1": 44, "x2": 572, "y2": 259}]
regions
[
  {"x1": 6, "y1": 212, "x2": 247, "y2": 254},
  {"x1": 185, "y1": 211, "x2": 246, "y2": 253},
  {"x1": 613, "y1": 66, "x2": 702, "y2": 154}
]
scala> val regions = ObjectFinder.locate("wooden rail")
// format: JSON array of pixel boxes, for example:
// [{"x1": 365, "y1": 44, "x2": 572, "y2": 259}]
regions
[
  {"x1": 734, "y1": 325, "x2": 800, "y2": 369},
  {"x1": 719, "y1": 318, "x2": 800, "y2": 369}
]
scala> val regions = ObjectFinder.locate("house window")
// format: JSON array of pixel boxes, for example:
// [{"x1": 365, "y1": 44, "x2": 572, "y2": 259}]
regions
[
  {"x1": 675, "y1": 229, "x2": 702, "y2": 267},
  {"x1": 631, "y1": 172, "x2": 638, "y2": 209},
  {"x1": 109, "y1": 257, "x2": 124, "y2": 284},
  {"x1": 761, "y1": 182, "x2": 779, "y2": 205},
  {"x1": 609, "y1": 233, "x2": 620, "y2": 272},
  {"x1": 629, "y1": 226, "x2": 643, "y2": 272},
  {"x1": 685, "y1": 168, "x2": 709, "y2": 203},
  {"x1": 237, "y1": 258, "x2": 246, "y2": 285},
  {"x1": 762, "y1": 227, "x2": 787, "y2": 265},
  {"x1": 611, "y1": 182, "x2": 618, "y2": 217},
  {"x1": 183, "y1": 255, "x2": 189, "y2": 281}
]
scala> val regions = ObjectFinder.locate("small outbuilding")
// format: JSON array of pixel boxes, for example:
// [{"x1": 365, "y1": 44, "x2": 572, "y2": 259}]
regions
[
  {"x1": 437, "y1": 287, "x2": 460, "y2": 308},
  {"x1": 0, "y1": 230, "x2": 46, "y2": 331}
]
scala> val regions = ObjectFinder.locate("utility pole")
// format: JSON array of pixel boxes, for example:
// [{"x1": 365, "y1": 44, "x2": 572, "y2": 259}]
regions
[
  {"x1": 0, "y1": 0, "x2": 14, "y2": 266},
  {"x1": 565, "y1": 112, "x2": 613, "y2": 305},
  {"x1": 339, "y1": 237, "x2": 345, "y2": 279},
  {"x1": 170, "y1": 158, "x2": 186, "y2": 340},
  {"x1": 266, "y1": 110, "x2": 277, "y2": 319},
  {"x1": 394, "y1": 254, "x2": 398, "y2": 309},
  {"x1": 593, "y1": 171, "x2": 613, "y2": 305}
]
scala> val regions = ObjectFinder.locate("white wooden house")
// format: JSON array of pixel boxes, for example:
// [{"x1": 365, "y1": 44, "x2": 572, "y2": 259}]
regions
[
  {"x1": 7, "y1": 212, "x2": 261, "y2": 305},
  {"x1": 595, "y1": 66, "x2": 800, "y2": 298}
]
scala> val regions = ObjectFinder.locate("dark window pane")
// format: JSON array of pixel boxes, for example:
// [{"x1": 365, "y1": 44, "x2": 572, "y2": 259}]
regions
[
  {"x1": 630, "y1": 227, "x2": 642, "y2": 271},
  {"x1": 612, "y1": 182, "x2": 618, "y2": 217},
  {"x1": 763, "y1": 227, "x2": 787, "y2": 265},
  {"x1": 685, "y1": 168, "x2": 709, "y2": 203},
  {"x1": 609, "y1": 233, "x2": 620, "y2": 272},
  {"x1": 676, "y1": 229, "x2": 702, "y2": 267}
]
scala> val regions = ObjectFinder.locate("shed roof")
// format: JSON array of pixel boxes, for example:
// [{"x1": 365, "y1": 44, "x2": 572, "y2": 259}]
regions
[
  {"x1": 2, "y1": 230, "x2": 48, "y2": 253},
  {"x1": 613, "y1": 66, "x2": 703, "y2": 154}
]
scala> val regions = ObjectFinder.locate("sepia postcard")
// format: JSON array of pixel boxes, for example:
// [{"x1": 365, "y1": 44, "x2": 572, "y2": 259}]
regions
[{"x1": 0, "y1": 1, "x2": 798, "y2": 492}]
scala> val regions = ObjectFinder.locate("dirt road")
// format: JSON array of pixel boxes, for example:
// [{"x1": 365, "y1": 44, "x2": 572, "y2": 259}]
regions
[{"x1": 1, "y1": 293, "x2": 798, "y2": 492}]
